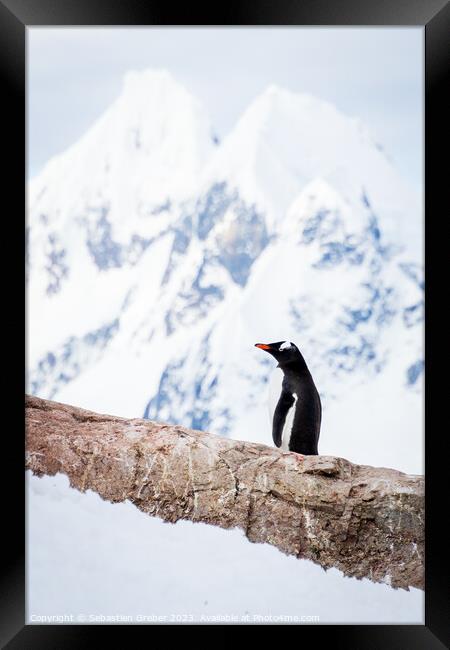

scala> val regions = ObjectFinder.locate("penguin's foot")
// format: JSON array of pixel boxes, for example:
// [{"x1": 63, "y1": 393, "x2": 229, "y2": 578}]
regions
[{"x1": 295, "y1": 453, "x2": 305, "y2": 461}]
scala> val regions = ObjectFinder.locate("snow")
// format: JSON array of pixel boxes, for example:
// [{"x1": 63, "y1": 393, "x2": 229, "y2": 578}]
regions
[
  {"x1": 202, "y1": 86, "x2": 420, "y2": 254},
  {"x1": 27, "y1": 472, "x2": 424, "y2": 624},
  {"x1": 27, "y1": 67, "x2": 424, "y2": 623}
]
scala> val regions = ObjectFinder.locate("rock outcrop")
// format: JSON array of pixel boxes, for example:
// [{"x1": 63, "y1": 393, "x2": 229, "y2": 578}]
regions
[{"x1": 25, "y1": 394, "x2": 424, "y2": 590}]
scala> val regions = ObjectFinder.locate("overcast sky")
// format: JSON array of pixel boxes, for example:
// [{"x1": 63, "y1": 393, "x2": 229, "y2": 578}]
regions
[{"x1": 28, "y1": 27, "x2": 423, "y2": 191}]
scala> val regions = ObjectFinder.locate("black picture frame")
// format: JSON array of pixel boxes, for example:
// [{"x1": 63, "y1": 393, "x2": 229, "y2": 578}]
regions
[{"x1": 2, "y1": 0, "x2": 448, "y2": 645}]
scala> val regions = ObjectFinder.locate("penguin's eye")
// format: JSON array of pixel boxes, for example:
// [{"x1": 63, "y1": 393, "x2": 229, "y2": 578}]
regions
[{"x1": 279, "y1": 341, "x2": 292, "y2": 351}]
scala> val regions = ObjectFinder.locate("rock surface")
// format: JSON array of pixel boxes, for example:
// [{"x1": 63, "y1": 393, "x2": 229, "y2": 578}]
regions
[{"x1": 25, "y1": 394, "x2": 424, "y2": 590}]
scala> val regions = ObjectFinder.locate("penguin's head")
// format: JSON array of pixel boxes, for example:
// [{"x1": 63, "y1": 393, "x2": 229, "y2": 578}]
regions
[{"x1": 255, "y1": 341, "x2": 303, "y2": 369}]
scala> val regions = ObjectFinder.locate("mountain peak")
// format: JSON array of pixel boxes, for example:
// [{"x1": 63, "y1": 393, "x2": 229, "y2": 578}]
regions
[
  {"x1": 30, "y1": 67, "x2": 215, "y2": 214},
  {"x1": 245, "y1": 84, "x2": 337, "y2": 124},
  {"x1": 204, "y1": 82, "x2": 417, "y2": 242},
  {"x1": 120, "y1": 68, "x2": 192, "y2": 105}
]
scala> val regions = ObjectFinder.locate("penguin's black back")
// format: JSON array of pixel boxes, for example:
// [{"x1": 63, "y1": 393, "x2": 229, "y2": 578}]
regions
[{"x1": 284, "y1": 370, "x2": 321, "y2": 455}]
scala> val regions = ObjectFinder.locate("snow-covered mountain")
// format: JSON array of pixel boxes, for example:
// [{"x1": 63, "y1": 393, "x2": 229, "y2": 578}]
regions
[{"x1": 27, "y1": 68, "x2": 423, "y2": 474}]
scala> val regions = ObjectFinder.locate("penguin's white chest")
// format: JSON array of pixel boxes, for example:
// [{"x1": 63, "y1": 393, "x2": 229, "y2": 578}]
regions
[
  {"x1": 268, "y1": 368, "x2": 298, "y2": 451},
  {"x1": 280, "y1": 391, "x2": 298, "y2": 450}
]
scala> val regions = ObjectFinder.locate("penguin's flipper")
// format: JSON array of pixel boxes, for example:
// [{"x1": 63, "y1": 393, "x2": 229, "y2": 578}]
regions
[{"x1": 272, "y1": 389, "x2": 295, "y2": 448}]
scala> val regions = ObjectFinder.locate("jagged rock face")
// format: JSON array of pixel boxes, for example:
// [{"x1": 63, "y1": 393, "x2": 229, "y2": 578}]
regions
[
  {"x1": 27, "y1": 70, "x2": 423, "y2": 473},
  {"x1": 25, "y1": 395, "x2": 424, "y2": 591}
]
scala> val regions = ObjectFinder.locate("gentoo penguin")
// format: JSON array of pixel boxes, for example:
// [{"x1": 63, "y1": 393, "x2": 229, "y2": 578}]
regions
[{"x1": 255, "y1": 341, "x2": 321, "y2": 455}]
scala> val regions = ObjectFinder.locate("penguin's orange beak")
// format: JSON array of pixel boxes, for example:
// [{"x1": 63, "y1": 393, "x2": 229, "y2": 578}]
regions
[{"x1": 255, "y1": 343, "x2": 272, "y2": 350}]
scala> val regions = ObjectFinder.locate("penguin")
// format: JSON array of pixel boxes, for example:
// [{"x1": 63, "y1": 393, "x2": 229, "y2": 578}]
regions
[{"x1": 255, "y1": 341, "x2": 321, "y2": 455}]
